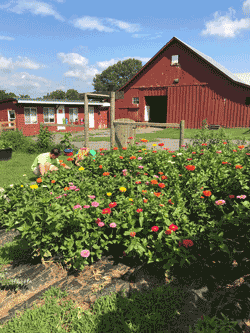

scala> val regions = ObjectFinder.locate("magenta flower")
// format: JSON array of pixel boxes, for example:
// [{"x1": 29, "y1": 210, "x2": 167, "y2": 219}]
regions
[
  {"x1": 215, "y1": 200, "x2": 226, "y2": 206},
  {"x1": 73, "y1": 205, "x2": 82, "y2": 210},
  {"x1": 81, "y1": 250, "x2": 90, "y2": 258}
]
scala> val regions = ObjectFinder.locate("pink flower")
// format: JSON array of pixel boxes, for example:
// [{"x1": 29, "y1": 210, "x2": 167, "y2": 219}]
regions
[
  {"x1": 88, "y1": 195, "x2": 96, "y2": 199},
  {"x1": 91, "y1": 201, "x2": 99, "y2": 207},
  {"x1": 215, "y1": 200, "x2": 226, "y2": 205},
  {"x1": 109, "y1": 223, "x2": 117, "y2": 228},
  {"x1": 73, "y1": 205, "x2": 82, "y2": 210},
  {"x1": 138, "y1": 165, "x2": 144, "y2": 169},
  {"x1": 237, "y1": 195, "x2": 247, "y2": 199},
  {"x1": 83, "y1": 205, "x2": 90, "y2": 208},
  {"x1": 81, "y1": 250, "x2": 90, "y2": 258},
  {"x1": 98, "y1": 222, "x2": 105, "y2": 227}
]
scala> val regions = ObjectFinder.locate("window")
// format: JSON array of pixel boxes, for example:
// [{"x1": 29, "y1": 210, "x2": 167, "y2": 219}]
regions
[
  {"x1": 245, "y1": 97, "x2": 250, "y2": 106},
  {"x1": 24, "y1": 107, "x2": 37, "y2": 124},
  {"x1": 69, "y1": 108, "x2": 78, "y2": 123},
  {"x1": 132, "y1": 97, "x2": 139, "y2": 104},
  {"x1": 43, "y1": 107, "x2": 55, "y2": 123},
  {"x1": 171, "y1": 55, "x2": 179, "y2": 65}
]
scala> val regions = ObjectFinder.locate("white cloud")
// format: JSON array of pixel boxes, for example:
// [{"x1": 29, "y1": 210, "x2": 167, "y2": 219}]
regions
[
  {"x1": 64, "y1": 67, "x2": 99, "y2": 80},
  {"x1": 0, "y1": 56, "x2": 14, "y2": 70},
  {"x1": 15, "y1": 56, "x2": 47, "y2": 69},
  {"x1": 96, "y1": 57, "x2": 150, "y2": 70},
  {"x1": 105, "y1": 18, "x2": 140, "y2": 33},
  {"x1": 0, "y1": 55, "x2": 47, "y2": 71},
  {"x1": 132, "y1": 34, "x2": 151, "y2": 38},
  {"x1": 0, "y1": 0, "x2": 65, "y2": 21},
  {"x1": 72, "y1": 16, "x2": 114, "y2": 32},
  {"x1": 201, "y1": 5, "x2": 250, "y2": 38},
  {"x1": 0, "y1": 35, "x2": 14, "y2": 40},
  {"x1": 72, "y1": 16, "x2": 141, "y2": 34},
  {"x1": 57, "y1": 53, "x2": 89, "y2": 67}
]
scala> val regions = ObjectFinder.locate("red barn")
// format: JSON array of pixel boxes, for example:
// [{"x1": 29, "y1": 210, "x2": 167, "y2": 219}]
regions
[
  {"x1": 0, "y1": 98, "x2": 110, "y2": 137},
  {"x1": 114, "y1": 36, "x2": 250, "y2": 129}
]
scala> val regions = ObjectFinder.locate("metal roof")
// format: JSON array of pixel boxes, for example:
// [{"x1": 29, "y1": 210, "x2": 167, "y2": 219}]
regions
[
  {"x1": 14, "y1": 97, "x2": 110, "y2": 106},
  {"x1": 118, "y1": 36, "x2": 250, "y2": 91}
]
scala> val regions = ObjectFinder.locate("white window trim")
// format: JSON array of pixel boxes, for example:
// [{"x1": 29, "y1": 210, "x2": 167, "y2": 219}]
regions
[
  {"x1": 24, "y1": 107, "x2": 38, "y2": 125},
  {"x1": 43, "y1": 107, "x2": 55, "y2": 123}
]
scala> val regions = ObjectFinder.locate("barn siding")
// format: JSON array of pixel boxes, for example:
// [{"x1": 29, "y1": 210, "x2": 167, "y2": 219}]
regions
[{"x1": 115, "y1": 39, "x2": 250, "y2": 129}]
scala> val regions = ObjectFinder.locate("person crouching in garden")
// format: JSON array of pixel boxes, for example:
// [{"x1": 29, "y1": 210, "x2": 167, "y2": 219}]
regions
[
  {"x1": 31, "y1": 148, "x2": 71, "y2": 177},
  {"x1": 64, "y1": 147, "x2": 90, "y2": 167}
]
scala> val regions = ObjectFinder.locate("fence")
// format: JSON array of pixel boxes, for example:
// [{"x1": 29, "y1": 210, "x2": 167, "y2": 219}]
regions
[
  {"x1": 112, "y1": 120, "x2": 185, "y2": 149},
  {"x1": 0, "y1": 120, "x2": 16, "y2": 135}
]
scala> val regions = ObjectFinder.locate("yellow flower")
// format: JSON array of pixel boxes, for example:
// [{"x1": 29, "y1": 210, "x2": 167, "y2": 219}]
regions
[
  {"x1": 20, "y1": 185, "x2": 23, "y2": 187},
  {"x1": 152, "y1": 144, "x2": 156, "y2": 147},
  {"x1": 30, "y1": 185, "x2": 38, "y2": 189},
  {"x1": 78, "y1": 167, "x2": 84, "y2": 171},
  {"x1": 107, "y1": 192, "x2": 112, "y2": 196},
  {"x1": 119, "y1": 187, "x2": 127, "y2": 192},
  {"x1": 129, "y1": 198, "x2": 133, "y2": 201}
]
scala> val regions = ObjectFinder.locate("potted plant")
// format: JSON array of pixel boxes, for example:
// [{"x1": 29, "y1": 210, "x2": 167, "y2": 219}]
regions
[{"x1": 0, "y1": 140, "x2": 13, "y2": 161}]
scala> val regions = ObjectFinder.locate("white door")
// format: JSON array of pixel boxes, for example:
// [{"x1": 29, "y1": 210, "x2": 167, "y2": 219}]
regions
[
  {"x1": 144, "y1": 105, "x2": 150, "y2": 122},
  {"x1": 89, "y1": 106, "x2": 95, "y2": 128},
  {"x1": 57, "y1": 105, "x2": 65, "y2": 130}
]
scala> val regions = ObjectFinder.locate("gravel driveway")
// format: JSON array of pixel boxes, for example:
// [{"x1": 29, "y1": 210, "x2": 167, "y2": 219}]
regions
[{"x1": 29, "y1": 127, "x2": 250, "y2": 152}]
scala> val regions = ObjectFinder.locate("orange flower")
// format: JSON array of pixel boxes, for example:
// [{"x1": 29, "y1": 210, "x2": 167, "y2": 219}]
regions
[
  {"x1": 203, "y1": 190, "x2": 212, "y2": 197},
  {"x1": 36, "y1": 178, "x2": 42, "y2": 183},
  {"x1": 51, "y1": 180, "x2": 56, "y2": 183}
]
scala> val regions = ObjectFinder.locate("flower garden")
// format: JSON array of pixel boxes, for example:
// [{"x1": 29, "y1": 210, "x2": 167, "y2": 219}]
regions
[{"x1": 0, "y1": 130, "x2": 250, "y2": 279}]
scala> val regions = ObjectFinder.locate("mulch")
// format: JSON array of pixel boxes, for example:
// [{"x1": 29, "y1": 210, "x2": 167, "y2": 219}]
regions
[{"x1": 0, "y1": 225, "x2": 180, "y2": 331}]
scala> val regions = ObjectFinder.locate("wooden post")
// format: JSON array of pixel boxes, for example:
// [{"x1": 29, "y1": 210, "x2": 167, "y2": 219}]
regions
[
  {"x1": 179, "y1": 120, "x2": 184, "y2": 148},
  {"x1": 84, "y1": 94, "x2": 89, "y2": 148},
  {"x1": 110, "y1": 91, "x2": 115, "y2": 150}
]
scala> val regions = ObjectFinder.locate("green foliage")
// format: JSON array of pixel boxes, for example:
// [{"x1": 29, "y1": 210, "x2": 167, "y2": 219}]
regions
[
  {"x1": 18, "y1": 94, "x2": 31, "y2": 99},
  {"x1": 42, "y1": 89, "x2": 81, "y2": 101},
  {"x1": 92, "y1": 58, "x2": 143, "y2": 92},
  {"x1": 0, "y1": 90, "x2": 17, "y2": 101}
]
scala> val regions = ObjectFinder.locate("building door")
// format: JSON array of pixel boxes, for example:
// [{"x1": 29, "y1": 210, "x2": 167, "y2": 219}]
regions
[
  {"x1": 144, "y1": 105, "x2": 150, "y2": 121},
  {"x1": 145, "y1": 96, "x2": 168, "y2": 126},
  {"x1": 89, "y1": 106, "x2": 95, "y2": 128},
  {"x1": 8, "y1": 110, "x2": 16, "y2": 127},
  {"x1": 57, "y1": 105, "x2": 65, "y2": 130}
]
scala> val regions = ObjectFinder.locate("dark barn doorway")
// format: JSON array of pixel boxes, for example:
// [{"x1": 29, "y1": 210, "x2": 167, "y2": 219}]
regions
[{"x1": 145, "y1": 96, "x2": 168, "y2": 127}]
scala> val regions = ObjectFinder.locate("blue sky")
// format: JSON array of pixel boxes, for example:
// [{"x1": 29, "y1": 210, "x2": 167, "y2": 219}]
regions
[{"x1": 0, "y1": 0, "x2": 250, "y2": 99}]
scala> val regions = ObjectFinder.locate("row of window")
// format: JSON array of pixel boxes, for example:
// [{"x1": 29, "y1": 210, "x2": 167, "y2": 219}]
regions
[{"x1": 24, "y1": 107, "x2": 80, "y2": 124}]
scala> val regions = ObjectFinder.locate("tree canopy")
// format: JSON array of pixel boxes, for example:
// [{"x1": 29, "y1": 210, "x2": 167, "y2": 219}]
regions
[
  {"x1": 92, "y1": 58, "x2": 143, "y2": 92},
  {"x1": 42, "y1": 89, "x2": 81, "y2": 100},
  {"x1": 0, "y1": 90, "x2": 18, "y2": 101}
]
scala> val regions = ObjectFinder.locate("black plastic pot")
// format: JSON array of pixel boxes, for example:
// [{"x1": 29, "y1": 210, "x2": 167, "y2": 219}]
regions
[{"x1": 0, "y1": 148, "x2": 12, "y2": 161}]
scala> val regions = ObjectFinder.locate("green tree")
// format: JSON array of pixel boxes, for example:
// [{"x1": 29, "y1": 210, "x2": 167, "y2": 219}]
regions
[
  {"x1": 19, "y1": 94, "x2": 31, "y2": 99},
  {"x1": 43, "y1": 90, "x2": 66, "y2": 100},
  {"x1": 0, "y1": 90, "x2": 17, "y2": 101},
  {"x1": 92, "y1": 58, "x2": 143, "y2": 92},
  {"x1": 65, "y1": 89, "x2": 80, "y2": 100}
]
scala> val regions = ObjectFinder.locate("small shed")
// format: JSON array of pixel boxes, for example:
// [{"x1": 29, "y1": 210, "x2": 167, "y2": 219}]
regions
[
  {"x1": 0, "y1": 98, "x2": 110, "y2": 137},
  {"x1": 114, "y1": 36, "x2": 250, "y2": 129}
]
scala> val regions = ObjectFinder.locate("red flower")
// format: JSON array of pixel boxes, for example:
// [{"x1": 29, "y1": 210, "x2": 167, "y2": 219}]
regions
[{"x1": 102, "y1": 208, "x2": 111, "y2": 215}]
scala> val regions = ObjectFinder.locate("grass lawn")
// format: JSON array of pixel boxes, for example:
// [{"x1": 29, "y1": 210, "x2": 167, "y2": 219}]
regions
[{"x1": 0, "y1": 126, "x2": 248, "y2": 332}]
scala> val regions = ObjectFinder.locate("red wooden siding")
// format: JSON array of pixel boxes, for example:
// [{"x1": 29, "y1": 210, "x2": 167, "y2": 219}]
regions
[
  {"x1": 0, "y1": 101, "x2": 110, "y2": 137},
  {"x1": 115, "y1": 39, "x2": 250, "y2": 129}
]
